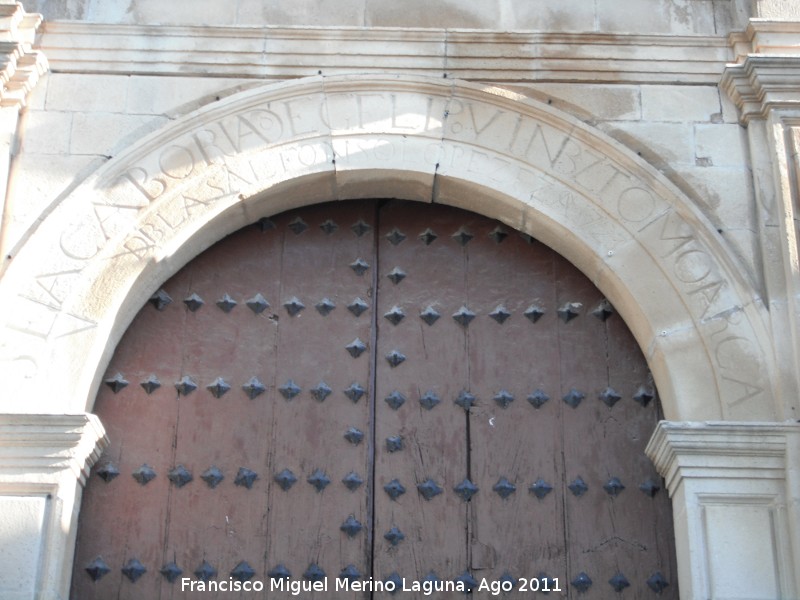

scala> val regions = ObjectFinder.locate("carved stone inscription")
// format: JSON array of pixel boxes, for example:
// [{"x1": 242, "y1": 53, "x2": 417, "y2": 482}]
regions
[{"x1": 0, "y1": 78, "x2": 774, "y2": 419}]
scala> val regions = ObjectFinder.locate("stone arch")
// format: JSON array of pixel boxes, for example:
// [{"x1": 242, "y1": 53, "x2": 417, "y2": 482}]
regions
[{"x1": 0, "y1": 74, "x2": 777, "y2": 421}]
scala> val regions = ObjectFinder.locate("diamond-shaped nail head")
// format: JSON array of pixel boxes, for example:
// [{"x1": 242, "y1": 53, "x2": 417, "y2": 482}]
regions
[
  {"x1": 346, "y1": 338, "x2": 367, "y2": 358},
  {"x1": 647, "y1": 572, "x2": 669, "y2": 593},
  {"x1": 420, "y1": 391, "x2": 440, "y2": 410},
  {"x1": 195, "y1": 560, "x2": 217, "y2": 582},
  {"x1": 603, "y1": 477, "x2": 625, "y2": 497},
  {"x1": 348, "y1": 297, "x2": 369, "y2": 317},
  {"x1": 568, "y1": 476, "x2": 588, "y2": 497},
  {"x1": 530, "y1": 478, "x2": 553, "y2": 499},
  {"x1": 216, "y1": 293, "x2": 237, "y2": 313},
  {"x1": 384, "y1": 391, "x2": 406, "y2": 410},
  {"x1": 85, "y1": 557, "x2": 111, "y2": 581},
  {"x1": 140, "y1": 374, "x2": 161, "y2": 394},
  {"x1": 160, "y1": 561, "x2": 183, "y2": 583},
  {"x1": 419, "y1": 228, "x2": 438, "y2": 245},
  {"x1": 639, "y1": 478, "x2": 661, "y2": 497},
  {"x1": 489, "y1": 305, "x2": 511, "y2": 324},
  {"x1": 320, "y1": 219, "x2": 338, "y2": 234},
  {"x1": 386, "y1": 228, "x2": 407, "y2": 245},
  {"x1": 344, "y1": 382, "x2": 366, "y2": 403},
  {"x1": 454, "y1": 478, "x2": 479, "y2": 501},
  {"x1": 315, "y1": 297, "x2": 336, "y2": 316},
  {"x1": 455, "y1": 571, "x2": 478, "y2": 591},
  {"x1": 524, "y1": 304, "x2": 546, "y2": 323},
  {"x1": 455, "y1": 390, "x2": 476, "y2": 410},
  {"x1": 563, "y1": 388, "x2": 585, "y2": 408},
  {"x1": 122, "y1": 558, "x2": 147, "y2": 582},
  {"x1": 500, "y1": 572, "x2": 517, "y2": 587},
  {"x1": 168, "y1": 465, "x2": 193, "y2": 487},
  {"x1": 417, "y1": 478, "x2": 443, "y2": 500},
  {"x1": 288, "y1": 217, "x2": 308, "y2": 234},
  {"x1": 340, "y1": 515, "x2": 363, "y2": 537},
  {"x1": 384, "y1": 527, "x2": 406, "y2": 546},
  {"x1": 634, "y1": 384, "x2": 655, "y2": 407},
  {"x1": 275, "y1": 468, "x2": 298, "y2": 491},
  {"x1": 609, "y1": 573, "x2": 630, "y2": 592},
  {"x1": 242, "y1": 376, "x2": 266, "y2": 399},
  {"x1": 386, "y1": 350, "x2": 406, "y2": 368},
  {"x1": 234, "y1": 467, "x2": 258, "y2": 489},
  {"x1": 344, "y1": 427, "x2": 365, "y2": 445},
  {"x1": 132, "y1": 464, "x2": 156, "y2": 485},
  {"x1": 571, "y1": 572, "x2": 592, "y2": 593},
  {"x1": 201, "y1": 466, "x2": 224, "y2": 488},
  {"x1": 149, "y1": 289, "x2": 172, "y2": 310},
  {"x1": 494, "y1": 389, "x2": 514, "y2": 408},
  {"x1": 104, "y1": 372, "x2": 128, "y2": 393},
  {"x1": 384, "y1": 479, "x2": 406, "y2": 500},
  {"x1": 342, "y1": 471, "x2": 364, "y2": 491},
  {"x1": 268, "y1": 564, "x2": 291, "y2": 581},
  {"x1": 97, "y1": 463, "x2": 120, "y2": 483},
  {"x1": 311, "y1": 381, "x2": 332, "y2": 402},
  {"x1": 385, "y1": 572, "x2": 403, "y2": 594},
  {"x1": 423, "y1": 571, "x2": 441, "y2": 584},
  {"x1": 183, "y1": 293, "x2": 204, "y2": 312},
  {"x1": 279, "y1": 379, "x2": 301, "y2": 400},
  {"x1": 557, "y1": 302, "x2": 583, "y2": 323},
  {"x1": 489, "y1": 225, "x2": 509, "y2": 243},
  {"x1": 452, "y1": 306, "x2": 476, "y2": 326},
  {"x1": 592, "y1": 299, "x2": 614, "y2": 321},
  {"x1": 283, "y1": 296, "x2": 305, "y2": 316},
  {"x1": 339, "y1": 565, "x2": 361, "y2": 584},
  {"x1": 451, "y1": 227, "x2": 474, "y2": 246},
  {"x1": 351, "y1": 219, "x2": 371, "y2": 237},
  {"x1": 386, "y1": 436, "x2": 404, "y2": 452},
  {"x1": 420, "y1": 306, "x2": 441, "y2": 325},
  {"x1": 307, "y1": 469, "x2": 331, "y2": 492},
  {"x1": 600, "y1": 387, "x2": 622, "y2": 407},
  {"x1": 384, "y1": 306, "x2": 405, "y2": 325},
  {"x1": 207, "y1": 377, "x2": 231, "y2": 398},
  {"x1": 246, "y1": 293, "x2": 269, "y2": 314},
  {"x1": 231, "y1": 561, "x2": 256, "y2": 582},
  {"x1": 304, "y1": 564, "x2": 326, "y2": 582},
  {"x1": 493, "y1": 477, "x2": 517, "y2": 499},
  {"x1": 175, "y1": 375, "x2": 197, "y2": 396},
  {"x1": 257, "y1": 217, "x2": 276, "y2": 231},
  {"x1": 387, "y1": 267, "x2": 407, "y2": 284},
  {"x1": 528, "y1": 389, "x2": 550, "y2": 408},
  {"x1": 350, "y1": 258, "x2": 370, "y2": 276}
]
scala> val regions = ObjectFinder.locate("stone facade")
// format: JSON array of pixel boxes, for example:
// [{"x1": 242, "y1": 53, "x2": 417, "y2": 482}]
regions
[{"x1": 0, "y1": 1, "x2": 798, "y2": 598}]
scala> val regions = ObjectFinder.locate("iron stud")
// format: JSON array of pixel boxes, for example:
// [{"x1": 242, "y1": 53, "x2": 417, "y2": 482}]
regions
[
  {"x1": 235, "y1": 467, "x2": 258, "y2": 489},
  {"x1": 418, "y1": 228, "x2": 438, "y2": 245},
  {"x1": 384, "y1": 306, "x2": 405, "y2": 325},
  {"x1": 384, "y1": 526, "x2": 405, "y2": 546},
  {"x1": 489, "y1": 305, "x2": 511, "y2": 324},
  {"x1": 420, "y1": 306, "x2": 441, "y2": 325},
  {"x1": 609, "y1": 572, "x2": 630, "y2": 592},
  {"x1": 340, "y1": 515, "x2": 363, "y2": 537},
  {"x1": 530, "y1": 478, "x2": 553, "y2": 499},
  {"x1": 346, "y1": 338, "x2": 367, "y2": 358},
  {"x1": 231, "y1": 561, "x2": 256, "y2": 582},
  {"x1": 417, "y1": 478, "x2": 443, "y2": 500},
  {"x1": 592, "y1": 299, "x2": 614, "y2": 321},
  {"x1": 524, "y1": 304, "x2": 546, "y2": 323},
  {"x1": 85, "y1": 556, "x2": 111, "y2": 581},
  {"x1": 386, "y1": 350, "x2": 406, "y2": 368},
  {"x1": 242, "y1": 376, "x2": 266, "y2": 399},
  {"x1": 97, "y1": 462, "x2": 120, "y2": 483},
  {"x1": 563, "y1": 388, "x2": 585, "y2": 409},
  {"x1": 494, "y1": 389, "x2": 514, "y2": 408},
  {"x1": 571, "y1": 572, "x2": 592, "y2": 593},
  {"x1": 339, "y1": 565, "x2": 361, "y2": 584},
  {"x1": 603, "y1": 476, "x2": 625, "y2": 497},
  {"x1": 274, "y1": 468, "x2": 298, "y2": 491},
  {"x1": 287, "y1": 217, "x2": 308, "y2": 234},
  {"x1": 140, "y1": 374, "x2": 161, "y2": 394},
  {"x1": 344, "y1": 382, "x2": 366, "y2": 403},
  {"x1": 315, "y1": 297, "x2": 336, "y2": 316},
  {"x1": 257, "y1": 217, "x2": 276, "y2": 231},
  {"x1": 500, "y1": 572, "x2": 518, "y2": 587},
  {"x1": 557, "y1": 302, "x2": 583, "y2": 323},
  {"x1": 168, "y1": 465, "x2": 193, "y2": 488},
  {"x1": 386, "y1": 436, "x2": 404, "y2": 453},
  {"x1": 493, "y1": 477, "x2": 517, "y2": 499},
  {"x1": 245, "y1": 293, "x2": 269, "y2": 314},
  {"x1": 183, "y1": 293, "x2": 204, "y2": 312},
  {"x1": 385, "y1": 572, "x2": 403, "y2": 594},
  {"x1": 451, "y1": 227, "x2": 474, "y2": 246},
  {"x1": 104, "y1": 372, "x2": 129, "y2": 393},
  {"x1": 386, "y1": 228, "x2": 407, "y2": 245},
  {"x1": 283, "y1": 296, "x2": 305, "y2": 316},
  {"x1": 149, "y1": 289, "x2": 172, "y2": 310},
  {"x1": 528, "y1": 389, "x2": 550, "y2": 408},
  {"x1": 344, "y1": 427, "x2": 365, "y2": 445},
  {"x1": 639, "y1": 478, "x2": 661, "y2": 498},
  {"x1": 420, "y1": 391, "x2": 440, "y2": 410},
  {"x1": 646, "y1": 572, "x2": 669, "y2": 593},
  {"x1": 568, "y1": 476, "x2": 588, "y2": 497},
  {"x1": 201, "y1": 466, "x2": 224, "y2": 488},
  {"x1": 160, "y1": 562, "x2": 183, "y2": 583},
  {"x1": 206, "y1": 377, "x2": 231, "y2": 398},
  {"x1": 455, "y1": 570, "x2": 478, "y2": 591},
  {"x1": 384, "y1": 391, "x2": 406, "y2": 410},
  {"x1": 489, "y1": 225, "x2": 508, "y2": 243},
  {"x1": 351, "y1": 219, "x2": 371, "y2": 237},
  {"x1": 319, "y1": 219, "x2": 338, "y2": 234},
  {"x1": 268, "y1": 564, "x2": 291, "y2": 581},
  {"x1": 122, "y1": 558, "x2": 147, "y2": 583},
  {"x1": 342, "y1": 471, "x2": 364, "y2": 491},
  {"x1": 387, "y1": 267, "x2": 407, "y2": 284},
  {"x1": 347, "y1": 297, "x2": 369, "y2": 317},
  {"x1": 304, "y1": 564, "x2": 325, "y2": 582},
  {"x1": 307, "y1": 469, "x2": 331, "y2": 492},
  {"x1": 175, "y1": 375, "x2": 198, "y2": 396},
  {"x1": 454, "y1": 478, "x2": 479, "y2": 501},
  {"x1": 452, "y1": 305, "x2": 476, "y2": 326},
  {"x1": 634, "y1": 384, "x2": 655, "y2": 407},
  {"x1": 279, "y1": 379, "x2": 301, "y2": 400},
  {"x1": 195, "y1": 560, "x2": 217, "y2": 582},
  {"x1": 132, "y1": 464, "x2": 156, "y2": 485},
  {"x1": 384, "y1": 479, "x2": 406, "y2": 500},
  {"x1": 310, "y1": 381, "x2": 332, "y2": 402},
  {"x1": 216, "y1": 293, "x2": 237, "y2": 313},
  {"x1": 600, "y1": 387, "x2": 622, "y2": 407},
  {"x1": 350, "y1": 258, "x2": 370, "y2": 276},
  {"x1": 455, "y1": 390, "x2": 476, "y2": 410},
  {"x1": 423, "y1": 571, "x2": 441, "y2": 585}
]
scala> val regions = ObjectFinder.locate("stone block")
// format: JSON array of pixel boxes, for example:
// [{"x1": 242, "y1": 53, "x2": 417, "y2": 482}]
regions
[
  {"x1": 508, "y1": 0, "x2": 596, "y2": 32},
  {"x1": 237, "y1": 0, "x2": 366, "y2": 26},
  {"x1": 44, "y1": 73, "x2": 128, "y2": 113},
  {"x1": 70, "y1": 113, "x2": 169, "y2": 156},
  {"x1": 596, "y1": 0, "x2": 716, "y2": 35},
  {"x1": 641, "y1": 85, "x2": 721, "y2": 122},
  {"x1": 694, "y1": 123, "x2": 749, "y2": 168},
  {"x1": 600, "y1": 121, "x2": 696, "y2": 168},
  {"x1": 365, "y1": 0, "x2": 500, "y2": 29},
  {"x1": 19, "y1": 110, "x2": 72, "y2": 155},
  {"x1": 0, "y1": 495, "x2": 47, "y2": 600},
  {"x1": 526, "y1": 83, "x2": 641, "y2": 121},
  {"x1": 126, "y1": 76, "x2": 261, "y2": 117}
]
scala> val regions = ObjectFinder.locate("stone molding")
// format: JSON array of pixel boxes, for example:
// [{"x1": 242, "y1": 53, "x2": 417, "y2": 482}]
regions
[
  {"x1": 646, "y1": 421, "x2": 800, "y2": 599},
  {"x1": 0, "y1": 3, "x2": 46, "y2": 109},
  {"x1": 39, "y1": 21, "x2": 732, "y2": 84},
  {"x1": 721, "y1": 54, "x2": 800, "y2": 123},
  {"x1": 729, "y1": 19, "x2": 800, "y2": 62}
]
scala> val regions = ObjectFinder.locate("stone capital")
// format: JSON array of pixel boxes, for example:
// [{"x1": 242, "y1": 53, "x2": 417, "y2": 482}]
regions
[{"x1": 721, "y1": 54, "x2": 800, "y2": 123}]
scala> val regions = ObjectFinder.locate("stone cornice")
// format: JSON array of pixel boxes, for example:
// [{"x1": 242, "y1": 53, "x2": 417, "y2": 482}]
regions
[
  {"x1": 0, "y1": 413, "x2": 108, "y2": 484},
  {"x1": 720, "y1": 54, "x2": 800, "y2": 123},
  {"x1": 729, "y1": 19, "x2": 800, "y2": 63},
  {"x1": 0, "y1": 3, "x2": 46, "y2": 109},
  {"x1": 39, "y1": 21, "x2": 732, "y2": 84}
]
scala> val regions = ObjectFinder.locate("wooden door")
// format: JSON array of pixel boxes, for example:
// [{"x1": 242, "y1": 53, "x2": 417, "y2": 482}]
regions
[{"x1": 72, "y1": 200, "x2": 676, "y2": 599}]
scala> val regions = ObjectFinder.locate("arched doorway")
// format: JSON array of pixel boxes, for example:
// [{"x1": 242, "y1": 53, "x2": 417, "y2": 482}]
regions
[{"x1": 71, "y1": 199, "x2": 676, "y2": 598}]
